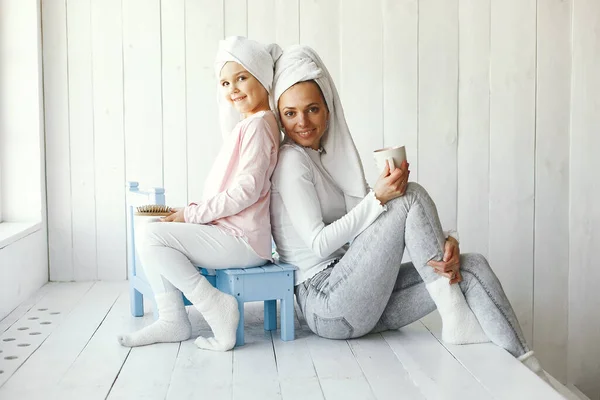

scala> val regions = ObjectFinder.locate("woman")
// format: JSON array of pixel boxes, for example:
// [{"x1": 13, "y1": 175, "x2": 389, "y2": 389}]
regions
[{"x1": 270, "y1": 45, "x2": 548, "y2": 382}]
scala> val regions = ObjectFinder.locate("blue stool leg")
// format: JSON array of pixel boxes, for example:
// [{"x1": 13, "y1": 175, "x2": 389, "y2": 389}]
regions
[
  {"x1": 264, "y1": 300, "x2": 277, "y2": 331},
  {"x1": 130, "y1": 287, "x2": 144, "y2": 317},
  {"x1": 236, "y1": 300, "x2": 245, "y2": 346},
  {"x1": 280, "y1": 293, "x2": 295, "y2": 341}
]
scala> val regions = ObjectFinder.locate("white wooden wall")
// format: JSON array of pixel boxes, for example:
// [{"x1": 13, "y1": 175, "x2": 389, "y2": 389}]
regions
[
  {"x1": 41, "y1": 0, "x2": 599, "y2": 396},
  {"x1": 0, "y1": 0, "x2": 49, "y2": 321},
  {"x1": 569, "y1": 0, "x2": 600, "y2": 398}
]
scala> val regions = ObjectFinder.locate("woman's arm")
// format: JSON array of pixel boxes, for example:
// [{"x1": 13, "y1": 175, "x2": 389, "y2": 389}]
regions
[
  {"x1": 184, "y1": 118, "x2": 275, "y2": 224},
  {"x1": 274, "y1": 147, "x2": 386, "y2": 258}
]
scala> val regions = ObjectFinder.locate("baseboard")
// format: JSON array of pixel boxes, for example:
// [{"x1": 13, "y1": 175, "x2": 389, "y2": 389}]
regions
[{"x1": 546, "y1": 372, "x2": 592, "y2": 400}]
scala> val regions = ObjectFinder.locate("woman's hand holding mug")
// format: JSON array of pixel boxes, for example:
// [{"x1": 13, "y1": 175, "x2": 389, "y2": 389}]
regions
[
  {"x1": 373, "y1": 159, "x2": 410, "y2": 205},
  {"x1": 373, "y1": 145, "x2": 410, "y2": 205}
]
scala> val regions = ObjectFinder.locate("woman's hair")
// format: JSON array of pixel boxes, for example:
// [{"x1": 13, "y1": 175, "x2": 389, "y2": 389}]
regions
[{"x1": 284, "y1": 80, "x2": 329, "y2": 113}]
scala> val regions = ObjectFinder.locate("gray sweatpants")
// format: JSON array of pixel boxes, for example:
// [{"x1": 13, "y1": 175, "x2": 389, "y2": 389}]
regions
[{"x1": 295, "y1": 182, "x2": 529, "y2": 358}]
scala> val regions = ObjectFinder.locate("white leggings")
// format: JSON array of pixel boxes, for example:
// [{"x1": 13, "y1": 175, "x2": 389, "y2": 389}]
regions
[{"x1": 136, "y1": 218, "x2": 266, "y2": 295}]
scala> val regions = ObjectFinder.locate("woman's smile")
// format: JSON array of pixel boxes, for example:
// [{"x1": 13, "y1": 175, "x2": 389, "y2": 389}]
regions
[{"x1": 296, "y1": 128, "x2": 316, "y2": 138}]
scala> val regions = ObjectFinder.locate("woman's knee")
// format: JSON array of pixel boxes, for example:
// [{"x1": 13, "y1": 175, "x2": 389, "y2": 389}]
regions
[
  {"x1": 460, "y1": 253, "x2": 503, "y2": 289},
  {"x1": 385, "y1": 182, "x2": 430, "y2": 214},
  {"x1": 405, "y1": 182, "x2": 429, "y2": 198}
]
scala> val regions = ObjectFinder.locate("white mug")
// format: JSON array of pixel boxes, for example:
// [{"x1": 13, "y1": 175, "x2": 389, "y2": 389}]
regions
[{"x1": 373, "y1": 145, "x2": 407, "y2": 172}]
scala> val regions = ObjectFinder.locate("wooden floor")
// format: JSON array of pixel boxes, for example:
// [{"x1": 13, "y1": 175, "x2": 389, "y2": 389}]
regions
[{"x1": 0, "y1": 282, "x2": 580, "y2": 400}]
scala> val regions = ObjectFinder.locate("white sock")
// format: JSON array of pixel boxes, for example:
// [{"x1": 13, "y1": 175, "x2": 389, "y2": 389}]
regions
[
  {"x1": 426, "y1": 277, "x2": 489, "y2": 345},
  {"x1": 185, "y1": 277, "x2": 240, "y2": 352},
  {"x1": 518, "y1": 351, "x2": 552, "y2": 384},
  {"x1": 117, "y1": 291, "x2": 192, "y2": 347}
]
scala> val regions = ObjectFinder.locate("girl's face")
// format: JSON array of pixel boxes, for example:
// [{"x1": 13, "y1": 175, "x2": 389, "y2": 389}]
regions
[
  {"x1": 278, "y1": 81, "x2": 329, "y2": 150},
  {"x1": 219, "y1": 62, "x2": 269, "y2": 118}
]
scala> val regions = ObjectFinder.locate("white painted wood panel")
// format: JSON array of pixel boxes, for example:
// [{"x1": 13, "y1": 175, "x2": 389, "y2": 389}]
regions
[
  {"x1": 340, "y1": 0, "x2": 383, "y2": 185},
  {"x1": 168, "y1": 305, "x2": 230, "y2": 398},
  {"x1": 67, "y1": 0, "x2": 98, "y2": 281},
  {"x1": 225, "y1": 0, "x2": 248, "y2": 37},
  {"x1": 53, "y1": 290, "x2": 148, "y2": 400},
  {"x1": 299, "y1": 0, "x2": 341, "y2": 91},
  {"x1": 271, "y1": 325, "x2": 325, "y2": 400},
  {"x1": 568, "y1": 0, "x2": 600, "y2": 397},
  {"x1": 0, "y1": 230, "x2": 48, "y2": 325},
  {"x1": 248, "y1": 0, "x2": 276, "y2": 44},
  {"x1": 275, "y1": 0, "x2": 299, "y2": 48},
  {"x1": 420, "y1": 313, "x2": 565, "y2": 400},
  {"x1": 161, "y1": 0, "x2": 188, "y2": 207},
  {"x1": 418, "y1": 0, "x2": 459, "y2": 231},
  {"x1": 185, "y1": 0, "x2": 223, "y2": 202},
  {"x1": 348, "y1": 334, "x2": 426, "y2": 400},
  {"x1": 0, "y1": 0, "x2": 43, "y2": 222},
  {"x1": 41, "y1": 0, "x2": 73, "y2": 282},
  {"x1": 231, "y1": 303, "x2": 281, "y2": 400},
  {"x1": 123, "y1": 0, "x2": 163, "y2": 189},
  {"x1": 305, "y1": 336, "x2": 376, "y2": 400},
  {"x1": 534, "y1": 0, "x2": 572, "y2": 384},
  {"x1": 488, "y1": 0, "x2": 536, "y2": 344},
  {"x1": 1, "y1": 284, "x2": 580, "y2": 399},
  {"x1": 166, "y1": 340, "x2": 234, "y2": 400},
  {"x1": 457, "y1": 0, "x2": 491, "y2": 256},
  {"x1": 0, "y1": 282, "x2": 113, "y2": 397},
  {"x1": 383, "y1": 324, "x2": 493, "y2": 399},
  {"x1": 91, "y1": 0, "x2": 127, "y2": 280},
  {"x1": 109, "y1": 343, "x2": 181, "y2": 400},
  {"x1": 0, "y1": 282, "x2": 52, "y2": 333},
  {"x1": 382, "y1": 0, "x2": 419, "y2": 180}
]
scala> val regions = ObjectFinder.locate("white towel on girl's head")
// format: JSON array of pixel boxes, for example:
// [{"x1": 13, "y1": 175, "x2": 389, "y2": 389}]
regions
[
  {"x1": 272, "y1": 45, "x2": 369, "y2": 212},
  {"x1": 214, "y1": 36, "x2": 283, "y2": 136}
]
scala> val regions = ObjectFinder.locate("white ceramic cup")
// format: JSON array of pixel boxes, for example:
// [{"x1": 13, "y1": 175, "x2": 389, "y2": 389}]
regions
[{"x1": 373, "y1": 145, "x2": 407, "y2": 172}]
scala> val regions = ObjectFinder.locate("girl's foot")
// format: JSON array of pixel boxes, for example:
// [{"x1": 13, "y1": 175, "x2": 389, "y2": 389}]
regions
[
  {"x1": 117, "y1": 291, "x2": 191, "y2": 347},
  {"x1": 186, "y1": 278, "x2": 240, "y2": 352}
]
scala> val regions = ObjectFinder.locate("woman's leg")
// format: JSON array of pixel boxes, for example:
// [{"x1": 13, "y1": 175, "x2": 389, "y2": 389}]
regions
[
  {"x1": 118, "y1": 222, "x2": 265, "y2": 351},
  {"x1": 371, "y1": 253, "x2": 550, "y2": 382},
  {"x1": 371, "y1": 254, "x2": 529, "y2": 356},
  {"x1": 297, "y1": 183, "x2": 486, "y2": 342},
  {"x1": 369, "y1": 261, "x2": 437, "y2": 334}
]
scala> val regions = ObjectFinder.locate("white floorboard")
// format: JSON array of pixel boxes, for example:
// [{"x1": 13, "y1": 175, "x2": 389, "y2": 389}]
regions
[
  {"x1": 231, "y1": 304, "x2": 282, "y2": 400},
  {"x1": 272, "y1": 324, "x2": 325, "y2": 400},
  {"x1": 0, "y1": 282, "x2": 575, "y2": 400},
  {"x1": 304, "y1": 334, "x2": 376, "y2": 400},
  {"x1": 0, "y1": 282, "x2": 54, "y2": 334},
  {"x1": 53, "y1": 288, "x2": 149, "y2": 400},
  {"x1": 348, "y1": 334, "x2": 427, "y2": 400},
  {"x1": 420, "y1": 312, "x2": 564, "y2": 400},
  {"x1": 382, "y1": 324, "x2": 494, "y2": 400},
  {"x1": 0, "y1": 281, "x2": 95, "y2": 392}
]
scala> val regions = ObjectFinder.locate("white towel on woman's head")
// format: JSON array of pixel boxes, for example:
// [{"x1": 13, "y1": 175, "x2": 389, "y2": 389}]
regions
[
  {"x1": 214, "y1": 36, "x2": 282, "y2": 136},
  {"x1": 272, "y1": 45, "x2": 369, "y2": 211}
]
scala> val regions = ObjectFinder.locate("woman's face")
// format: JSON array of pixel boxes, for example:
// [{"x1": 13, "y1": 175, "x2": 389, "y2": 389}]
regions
[
  {"x1": 219, "y1": 61, "x2": 269, "y2": 118},
  {"x1": 278, "y1": 81, "x2": 329, "y2": 150}
]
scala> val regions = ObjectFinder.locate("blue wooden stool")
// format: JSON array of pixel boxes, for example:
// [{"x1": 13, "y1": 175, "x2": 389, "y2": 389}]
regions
[{"x1": 125, "y1": 181, "x2": 296, "y2": 346}]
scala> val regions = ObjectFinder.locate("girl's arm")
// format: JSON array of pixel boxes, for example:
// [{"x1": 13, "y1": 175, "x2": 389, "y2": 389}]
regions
[
  {"x1": 184, "y1": 118, "x2": 274, "y2": 224},
  {"x1": 274, "y1": 147, "x2": 386, "y2": 259}
]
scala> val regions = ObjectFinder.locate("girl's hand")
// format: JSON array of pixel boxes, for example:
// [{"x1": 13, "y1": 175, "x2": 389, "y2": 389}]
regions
[
  {"x1": 373, "y1": 160, "x2": 410, "y2": 205},
  {"x1": 161, "y1": 208, "x2": 185, "y2": 223},
  {"x1": 428, "y1": 237, "x2": 462, "y2": 284}
]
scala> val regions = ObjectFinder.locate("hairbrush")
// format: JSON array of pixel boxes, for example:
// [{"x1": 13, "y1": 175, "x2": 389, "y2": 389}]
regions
[{"x1": 134, "y1": 204, "x2": 174, "y2": 216}]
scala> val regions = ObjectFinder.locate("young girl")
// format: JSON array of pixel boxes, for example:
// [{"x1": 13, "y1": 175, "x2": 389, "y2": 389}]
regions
[{"x1": 118, "y1": 36, "x2": 282, "y2": 352}]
